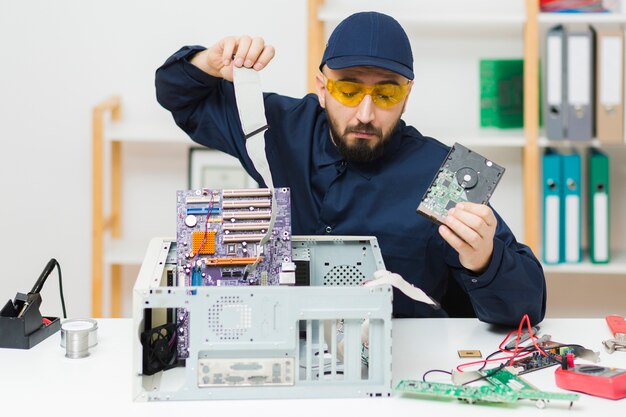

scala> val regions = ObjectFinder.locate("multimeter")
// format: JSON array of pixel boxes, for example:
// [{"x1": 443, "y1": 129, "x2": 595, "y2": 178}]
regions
[{"x1": 555, "y1": 364, "x2": 626, "y2": 400}]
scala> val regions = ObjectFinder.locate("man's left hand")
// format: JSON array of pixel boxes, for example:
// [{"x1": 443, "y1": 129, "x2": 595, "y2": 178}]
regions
[{"x1": 438, "y1": 202, "x2": 497, "y2": 273}]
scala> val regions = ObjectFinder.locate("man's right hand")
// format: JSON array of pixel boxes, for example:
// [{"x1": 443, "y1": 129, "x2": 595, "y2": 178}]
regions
[{"x1": 190, "y1": 36, "x2": 275, "y2": 81}]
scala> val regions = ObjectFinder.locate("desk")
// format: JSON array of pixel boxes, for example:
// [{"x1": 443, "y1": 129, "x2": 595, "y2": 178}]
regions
[{"x1": 1, "y1": 318, "x2": 623, "y2": 416}]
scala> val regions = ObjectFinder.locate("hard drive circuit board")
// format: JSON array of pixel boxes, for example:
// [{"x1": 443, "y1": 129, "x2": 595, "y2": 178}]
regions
[{"x1": 416, "y1": 143, "x2": 505, "y2": 224}]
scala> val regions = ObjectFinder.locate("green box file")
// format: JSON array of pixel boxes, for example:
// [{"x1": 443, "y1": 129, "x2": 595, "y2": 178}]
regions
[
  {"x1": 588, "y1": 149, "x2": 610, "y2": 263},
  {"x1": 480, "y1": 59, "x2": 524, "y2": 128}
]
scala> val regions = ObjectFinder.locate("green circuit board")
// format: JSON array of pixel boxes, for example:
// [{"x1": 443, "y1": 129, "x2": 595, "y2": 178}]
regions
[
  {"x1": 396, "y1": 367, "x2": 579, "y2": 407},
  {"x1": 417, "y1": 167, "x2": 468, "y2": 223},
  {"x1": 395, "y1": 380, "x2": 517, "y2": 404},
  {"x1": 484, "y1": 367, "x2": 579, "y2": 403}
]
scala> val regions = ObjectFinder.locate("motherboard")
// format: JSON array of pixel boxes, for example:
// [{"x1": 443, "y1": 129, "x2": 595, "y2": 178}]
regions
[{"x1": 175, "y1": 187, "x2": 294, "y2": 357}]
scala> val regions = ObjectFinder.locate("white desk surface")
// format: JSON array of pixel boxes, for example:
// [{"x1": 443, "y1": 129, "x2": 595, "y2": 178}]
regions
[{"x1": 1, "y1": 318, "x2": 624, "y2": 416}]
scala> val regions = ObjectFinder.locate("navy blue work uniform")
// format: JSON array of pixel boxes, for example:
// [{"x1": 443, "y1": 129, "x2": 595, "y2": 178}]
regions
[{"x1": 156, "y1": 46, "x2": 546, "y2": 326}]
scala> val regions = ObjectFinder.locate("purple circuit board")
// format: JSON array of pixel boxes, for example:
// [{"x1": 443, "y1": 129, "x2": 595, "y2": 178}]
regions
[{"x1": 175, "y1": 187, "x2": 293, "y2": 358}]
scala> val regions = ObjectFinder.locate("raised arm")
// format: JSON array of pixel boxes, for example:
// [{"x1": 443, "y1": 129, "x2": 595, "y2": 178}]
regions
[{"x1": 154, "y1": 37, "x2": 275, "y2": 178}]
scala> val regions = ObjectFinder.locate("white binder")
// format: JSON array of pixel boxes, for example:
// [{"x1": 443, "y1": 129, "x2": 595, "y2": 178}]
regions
[
  {"x1": 596, "y1": 26, "x2": 624, "y2": 144},
  {"x1": 545, "y1": 26, "x2": 567, "y2": 140},
  {"x1": 566, "y1": 25, "x2": 595, "y2": 141}
]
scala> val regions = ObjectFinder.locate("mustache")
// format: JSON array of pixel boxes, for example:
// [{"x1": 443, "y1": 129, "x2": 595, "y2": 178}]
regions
[{"x1": 344, "y1": 123, "x2": 382, "y2": 137}]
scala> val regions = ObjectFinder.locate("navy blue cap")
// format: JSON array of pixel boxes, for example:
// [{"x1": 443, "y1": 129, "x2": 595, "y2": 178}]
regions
[{"x1": 320, "y1": 12, "x2": 414, "y2": 80}]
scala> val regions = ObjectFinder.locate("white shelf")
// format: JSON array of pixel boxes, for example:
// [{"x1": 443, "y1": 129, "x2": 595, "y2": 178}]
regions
[
  {"x1": 319, "y1": 10, "x2": 524, "y2": 26},
  {"x1": 538, "y1": 136, "x2": 626, "y2": 147},
  {"x1": 318, "y1": 7, "x2": 524, "y2": 36},
  {"x1": 104, "y1": 120, "x2": 189, "y2": 144},
  {"x1": 543, "y1": 251, "x2": 626, "y2": 274},
  {"x1": 539, "y1": 12, "x2": 626, "y2": 25},
  {"x1": 425, "y1": 128, "x2": 526, "y2": 148}
]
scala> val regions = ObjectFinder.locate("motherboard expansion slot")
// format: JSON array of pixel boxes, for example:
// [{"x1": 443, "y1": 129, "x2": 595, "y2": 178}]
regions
[
  {"x1": 222, "y1": 199, "x2": 271, "y2": 209},
  {"x1": 223, "y1": 222, "x2": 271, "y2": 232},
  {"x1": 222, "y1": 210, "x2": 272, "y2": 220},
  {"x1": 222, "y1": 188, "x2": 272, "y2": 198}
]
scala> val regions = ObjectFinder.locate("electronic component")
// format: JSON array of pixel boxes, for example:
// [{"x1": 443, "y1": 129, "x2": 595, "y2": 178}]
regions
[
  {"x1": 511, "y1": 351, "x2": 561, "y2": 374},
  {"x1": 176, "y1": 188, "x2": 293, "y2": 287},
  {"x1": 140, "y1": 323, "x2": 178, "y2": 376},
  {"x1": 397, "y1": 367, "x2": 578, "y2": 408},
  {"x1": 509, "y1": 341, "x2": 599, "y2": 375},
  {"x1": 416, "y1": 143, "x2": 505, "y2": 224},
  {"x1": 0, "y1": 259, "x2": 63, "y2": 349},
  {"x1": 483, "y1": 366, "x2": 578, "y2": 406},
  {"x1": 555, "y1": 364, "x2": 626, "y2": 400},
  {"x1": 175, "y1": 187, "x2": 293, "y2": 359},
  {"x1": 458, "y1": 350, "x2": 482, "y2": 358}
]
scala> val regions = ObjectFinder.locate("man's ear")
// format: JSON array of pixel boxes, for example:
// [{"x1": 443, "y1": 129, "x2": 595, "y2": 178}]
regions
[
  {"x1": 401, "y1": 80, "x2": 414, "y2": 114},
  {"x1": 315, "y1": 71, "x2": 326, "y2": 108}
]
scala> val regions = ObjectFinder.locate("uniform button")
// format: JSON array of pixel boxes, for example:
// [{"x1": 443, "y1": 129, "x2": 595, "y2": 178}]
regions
[
  {"x1": 471, "y1": 279, "x2": 478, "y2": 284},
  {"x1": 325, "y1": 226, "x2": 332, "y2": 234}
]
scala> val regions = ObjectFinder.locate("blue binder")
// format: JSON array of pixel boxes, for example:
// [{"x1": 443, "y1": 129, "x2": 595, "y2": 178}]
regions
[
  {"x1": 561, "y1": 150, "x2": 582, "y2": 263},
  {"x1": 543, "y1": 149, "x2": 562, "y2": 264}
]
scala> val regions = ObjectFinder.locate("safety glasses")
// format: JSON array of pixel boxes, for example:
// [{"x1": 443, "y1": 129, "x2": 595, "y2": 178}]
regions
[{"x1": 326, "y1": 78, "x2": 409, "y2": 109}]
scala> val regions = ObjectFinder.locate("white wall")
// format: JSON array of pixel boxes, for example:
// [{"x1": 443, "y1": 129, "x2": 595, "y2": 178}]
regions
[{"x1": 0, "y1": 0, "x2": 308, "y2": 318}]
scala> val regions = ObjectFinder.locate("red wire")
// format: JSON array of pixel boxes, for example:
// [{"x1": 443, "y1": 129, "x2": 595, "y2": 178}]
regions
[{"x1": 456, "y1": 314, "x2": 544, "y2": 372}]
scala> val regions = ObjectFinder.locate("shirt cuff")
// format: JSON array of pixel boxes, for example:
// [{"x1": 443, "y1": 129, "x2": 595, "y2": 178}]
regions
[
  {"x1": 174, "y1": 45, "x2": 223, "y2": 87},
  {"x1": 461, "y1": 237, "x2": 504, "y2": 290}
]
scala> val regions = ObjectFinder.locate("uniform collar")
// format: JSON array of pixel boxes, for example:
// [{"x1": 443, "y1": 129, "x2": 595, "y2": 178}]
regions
[{"x1": 318, "y1": 127, "x2": 344, "y2": 167}]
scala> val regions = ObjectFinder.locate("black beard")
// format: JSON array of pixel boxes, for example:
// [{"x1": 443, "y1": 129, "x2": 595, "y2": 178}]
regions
[{"x1": 327, "y1": 115, "x2": 398, "y2": 163}]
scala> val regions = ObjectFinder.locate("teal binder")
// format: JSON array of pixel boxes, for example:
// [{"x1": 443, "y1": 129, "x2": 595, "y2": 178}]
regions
[
  {"x1": 561, "y1": 150, "x2": 582, "y2": 263},
  {"x1": 588, "y1": 149, "x2": 610, "y2": 263},
  {"x1": 542, "y1": 148, "x2": 562, "y2": 264}
]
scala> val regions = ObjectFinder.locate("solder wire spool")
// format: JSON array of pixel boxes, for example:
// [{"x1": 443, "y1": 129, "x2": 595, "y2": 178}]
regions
[{"x1": 60, "y1": 318, "x2": 98, "y2": 359}]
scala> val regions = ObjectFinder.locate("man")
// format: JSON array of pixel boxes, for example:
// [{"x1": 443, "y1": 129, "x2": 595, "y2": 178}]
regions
[{"x1": 156, "y1": 11, "x2": 546, "y2": 326}]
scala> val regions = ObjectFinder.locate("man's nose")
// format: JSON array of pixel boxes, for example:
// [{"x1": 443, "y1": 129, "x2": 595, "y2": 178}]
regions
[{"x1": 356, "y1": 94, "x2": 375, "y2": 124}]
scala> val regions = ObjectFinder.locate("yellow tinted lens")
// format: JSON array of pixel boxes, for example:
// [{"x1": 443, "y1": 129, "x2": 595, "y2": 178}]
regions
[
  {"x1": 371, "y1": 84, "x2": 408, "y2": 109},
  {"x1": 327, "y1": 79, "x2": 407, "y2": 109},
  {"x1": 328, "y1": 80, "x2": 365, "y2": 106}
]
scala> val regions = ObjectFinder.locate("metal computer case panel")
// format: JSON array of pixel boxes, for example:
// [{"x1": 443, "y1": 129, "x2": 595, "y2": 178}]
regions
[{"x1": 133, "y1": 237, "x2": 392, "y2": 401}]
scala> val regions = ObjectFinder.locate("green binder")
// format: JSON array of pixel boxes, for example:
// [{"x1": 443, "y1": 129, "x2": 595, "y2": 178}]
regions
[
  {"x1": 480, "y1": 59, "x2": 524, "y2": 128},
  {"x1": 588, "y1": 149, "x2": 610, "y2": 263}
]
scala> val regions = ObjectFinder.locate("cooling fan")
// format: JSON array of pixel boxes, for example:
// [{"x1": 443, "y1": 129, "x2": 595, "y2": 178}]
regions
[{"x1": 140, "y1": 323, "x2": 178, "y2": 375}]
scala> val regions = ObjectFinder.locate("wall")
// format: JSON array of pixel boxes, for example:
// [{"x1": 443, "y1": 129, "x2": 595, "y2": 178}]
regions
[{"x1": 0, "y1": 0, "x2": 308, "y2": 318}]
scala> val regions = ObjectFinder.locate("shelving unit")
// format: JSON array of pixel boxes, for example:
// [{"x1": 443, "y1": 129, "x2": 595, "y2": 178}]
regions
[
  {"x1": 306, "y1": 0, "x2": 626, "y2": 312},
  {"x1": 535, "y1": 8, "x2": 626, "y2": 278},
  {"x1": 543, "y1": 251, "x2": 626, "y2": 274},
  {"x1": 91, "y1": 97, "x2": 191, "y2": 317},
  {"x1": 92, "y1": 99, "x2": 256, "y2": 317}
]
